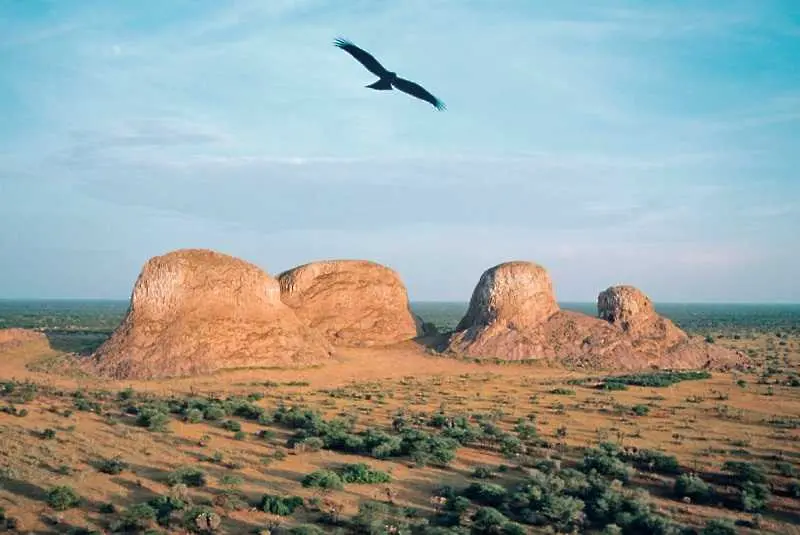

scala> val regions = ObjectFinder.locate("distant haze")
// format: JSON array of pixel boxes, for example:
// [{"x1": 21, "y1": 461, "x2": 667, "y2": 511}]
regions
[{"x1": 1, "y1": 1, "x2": 798, "y2": 302}]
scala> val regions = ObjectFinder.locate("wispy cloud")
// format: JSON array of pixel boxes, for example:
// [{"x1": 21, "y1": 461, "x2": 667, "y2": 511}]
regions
[{"x1": 0, "y1": 0, "x2": 798, "y2": 301}]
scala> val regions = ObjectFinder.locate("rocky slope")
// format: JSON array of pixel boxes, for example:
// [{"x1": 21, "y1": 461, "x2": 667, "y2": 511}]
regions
[{"x1": 0, "y1": 328, "x2": 48, "y2": 352}]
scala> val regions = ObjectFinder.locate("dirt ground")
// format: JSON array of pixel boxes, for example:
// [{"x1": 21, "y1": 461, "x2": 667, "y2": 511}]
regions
[{"x1": 0, "y1": 332, "x2": 798, "y2": 534}]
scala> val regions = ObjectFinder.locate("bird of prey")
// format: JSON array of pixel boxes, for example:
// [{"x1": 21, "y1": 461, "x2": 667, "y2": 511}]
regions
[{"x1": 333, "y1": 37, "x2": 446, "y2": 111}]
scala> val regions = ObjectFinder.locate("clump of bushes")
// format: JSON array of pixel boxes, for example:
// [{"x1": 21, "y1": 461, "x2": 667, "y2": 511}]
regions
[
  {"x1": 302, "y1": 470, "x2": 344, "y2": 490},
  {"x1": 337, "y1": 463, "x2": 392, "y2": 484},
  {"x1": 605, "y1": 370, "x2": 711, "y2": 387},
  {"x1": 624, "y1": 449, "x2": 680, "y2": 475},
  {"x1": 167, "y1": 466, "x2": 207, "y2": 488},
  {"x1": 110, "y1": 503, "x2": 157, "y2": 532},
  {"x1": 260, "y1": 494, "x2": 304, "y2": 515},
  {"x1": 471, "y1": 465, "x2": 497, "y2": 479},
  {"x1": 276, "y1": 405, "x2": 461, "y2": 467},
  {"x1": 134, "y1": 406, "x2": 170, "y2": 432},
  {"x1": 431, "y1": 443, "x2": 687, "y2": 534},
  {"x1": 98, "y1": 456, "x2": 128, "y2": 475},
  {"x1": 674, "y1": 474, "x2": 714, "y2": 504}
]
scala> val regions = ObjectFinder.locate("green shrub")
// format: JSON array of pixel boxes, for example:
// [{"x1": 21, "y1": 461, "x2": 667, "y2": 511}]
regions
[
  {"x1": 184, "y1": 408, "x2": 204, "y2": 423},
  {"x1": 351, "y1": 501, "x2": 413, "y2": 535},
  {"x1": 723, "y1": 461, "x2": 767, "y2": 484},
  {"x1": 701, "y1": 518, "x2": 737, "y2": 535},
  {"x1": 471, "y1": 465, "x2": 496, "y2": 479},
  {"x1": 626, "y1": 449, "x2": 680, "y2": 475},
  {"x1": 260, "y1": 494, "x2": 305, "y2": 515},
  {"x1": 776, "y1": 461, "x2": 796, "y2": 477},
  {"x1": 550, "y1": 388, "x2": 576, "y2": 396},
  {"x1": 788, "y1": 480, "x2": 800, "y2": 498},
  {"x1": 110, "y1": 503, "x2": 157, "y2": 532},
  {"x1": 41, "y1": 428, "x2": 57, "y2": 440},
  {"x1": 471, "y1": 507, "x2": 512, "y2": 534},
  {"x1": 98, "y1": 456, "x2": 128, "y2": 475},
  {"x1": 222, "y1": 419, "x2": 241, "y2": 432},
  {"x1": 338, "y1": 463, "x2": 392, "y2": 484},
  {"x1": 46, "y1": 485, "x2": 81, "y2": 510},
  {"x1": 607, "y1": 370, "x2": 711, "y2": 387},
  {"x1": 135, "y1": 407, "x2": 170, "y2": 432},
  {"x1": 167, "y1": 466, "x2": 207, "y2": 487},
  {"x1": 674, "y1": 474, "x2": 714, "y2": 504},
  {"x1": 302, "y1": 470, "x2": 344, "y2": 490},
  {"x1": 202, "y1": 405, "x2": 226, "y2": 421},
  {"x1": 737, "y1": 481, "x2": 770, "y2": 512},
  {"x1": 631, "y1": 404, "x2": 650, "y2": 416},
  {"x1": 287, "y1": 525, "x2": 325, "y2": 535},
  {"x1": 463, "y1": 482, "x2": 508, "y2": 507},
  {"x1": 148, "y1": 495, "x2": 186, "y2": 526},
  {"x1": 601, "y1": 381, "x2": 628, "y2": 391},
  {"x1": 579, "y1": 444, "x2": 631, "y2": 482}
]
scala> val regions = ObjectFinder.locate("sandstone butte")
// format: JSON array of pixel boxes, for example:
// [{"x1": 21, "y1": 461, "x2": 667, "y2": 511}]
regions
[
  {"x1": 446, "y1": 261, "x2": 750, "y2": 371},
  {"x1": 88, "y1": 249, "x2": 333, "y2": 380},
  {"x1": 278, "y1": 259, "x2": 421, "y2": 347}
]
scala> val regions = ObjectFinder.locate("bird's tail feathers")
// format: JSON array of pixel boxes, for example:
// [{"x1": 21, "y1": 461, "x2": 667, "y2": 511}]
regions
[{"x1": 366, "y1": 78, "x2": 393, "y2": 90}]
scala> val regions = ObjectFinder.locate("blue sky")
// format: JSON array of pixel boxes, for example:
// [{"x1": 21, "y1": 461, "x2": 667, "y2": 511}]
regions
[{"x1": 1, "y1": 0, "x2": 798, "y2": 302}]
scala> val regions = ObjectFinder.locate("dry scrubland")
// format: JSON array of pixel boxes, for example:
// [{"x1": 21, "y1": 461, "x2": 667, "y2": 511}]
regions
[{"x1": 0, "y1": 331, "x2": 799, "y2": 534}]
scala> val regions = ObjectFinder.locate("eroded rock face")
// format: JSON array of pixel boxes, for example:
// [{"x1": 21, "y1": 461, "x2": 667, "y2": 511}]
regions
[
  {"x1": 456, "y1": 261, "x2": 559, "y2": 332},
  {"x1": 447, "y1": 262, "x2": 749, "y2": 371},
  {"x1": 278, "y1": 260, "x2": 421, "y2": 347},
  {"x1": 597, "y1": 285, "x2": 687, "y2": 345},
  {"x1": 448, "y1": 262, "x2": 561, "y2": 360},
  {"x1": 90, "y1": 249, "x2": 332, "y2": 379}
]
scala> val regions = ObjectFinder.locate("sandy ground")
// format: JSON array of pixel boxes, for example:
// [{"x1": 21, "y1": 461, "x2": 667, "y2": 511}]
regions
[{"x1": 1, "y1": 334, "x2": 799, "y2": 533}]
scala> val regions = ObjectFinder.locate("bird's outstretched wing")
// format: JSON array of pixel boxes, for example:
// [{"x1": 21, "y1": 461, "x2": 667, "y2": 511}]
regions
[
  {"x1": 392, "y1": 77, "x2": 446, "y2": 110},
  {"x1": 333, "y1": 37, "x2": 390, "y2": 78}
]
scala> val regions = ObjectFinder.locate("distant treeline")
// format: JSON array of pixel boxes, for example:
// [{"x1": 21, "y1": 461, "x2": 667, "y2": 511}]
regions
[{"x1": 0, "y1": 299, "x2": 797, "y2": 336}]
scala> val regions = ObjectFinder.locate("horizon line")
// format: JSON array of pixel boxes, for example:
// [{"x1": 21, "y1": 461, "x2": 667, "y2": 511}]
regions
[{"x1": 1, "y1": 298, "x2": 799, "y2": 306}]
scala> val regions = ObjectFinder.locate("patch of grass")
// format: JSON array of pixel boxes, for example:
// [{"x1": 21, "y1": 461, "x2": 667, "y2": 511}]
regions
[{"x1": 604, "y1": 370, "x2": 712, "y2": 387}]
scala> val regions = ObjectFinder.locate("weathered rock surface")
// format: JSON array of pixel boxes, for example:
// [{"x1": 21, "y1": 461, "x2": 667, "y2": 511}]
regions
[
  {"x1": 278, "y1": 260, "x2": 421, "y2": 347},
  {"x1": 455, "y1": 261, "x2": 559, "y2": 332},
  {"x1": 0, "y1": 328, "x2": 48, "y2": 352},
  {"x1": 447, "y1": 263, "x2": 749, "y2": 371},
  {"x1": 89, "y1": 249, "x2": 332, "y2": 379}
]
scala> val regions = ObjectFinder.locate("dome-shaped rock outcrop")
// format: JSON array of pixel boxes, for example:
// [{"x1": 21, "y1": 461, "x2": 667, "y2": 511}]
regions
[
  {"x1": 89, "y1": 249, "x2": 332, "y2": 379},
  {"x1": 447, "y1": 262, "x2": 561, "y2": 360},
  {"x1": 597, "y1": 285, "x2": 687, "y2": 344},
  {"x1": 447, "y1": 262, "x2": 749, "y2": 371},
  {"x1": 278, "y1": 260, "x2": 421, "y2": 347}
]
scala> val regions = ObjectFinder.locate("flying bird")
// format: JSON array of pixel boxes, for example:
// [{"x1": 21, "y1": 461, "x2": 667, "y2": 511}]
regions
[{"x1": 333, "y1": 37, "x2": 446, "y2": 111}]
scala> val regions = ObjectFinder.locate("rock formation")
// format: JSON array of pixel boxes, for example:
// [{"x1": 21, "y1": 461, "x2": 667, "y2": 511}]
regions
[
  {"x1": 447, "y1": 262, "x2": 749, "y2": 371},
  {"x1": 278, "y1": 260, "x2": 421, "y2": 347},
  {"x1": 89, "y1": 249, "x2": 332, "y2": 380},
  {"x1": 597, "y1": 285, "x2": 687, "y2": 345},
  {"x1": 0, "y1": 328, "x2": 48, "y2": 352}
]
